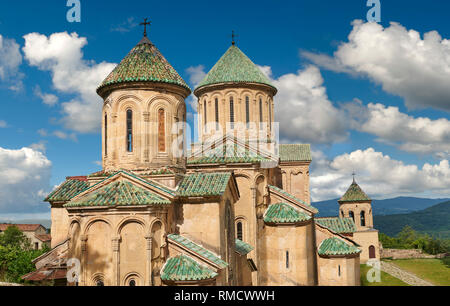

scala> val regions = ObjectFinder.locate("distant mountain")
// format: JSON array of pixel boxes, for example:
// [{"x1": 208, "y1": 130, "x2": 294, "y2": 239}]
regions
[
  {"x1": 313, "y1": 197, "x2": 450, "y2": 217},
  {"x1": 374, "y1": 201, "x2": 450, "y2": 238},
  {"x1": 0, "y1": 219, "x2": 51, "y2": 230}
]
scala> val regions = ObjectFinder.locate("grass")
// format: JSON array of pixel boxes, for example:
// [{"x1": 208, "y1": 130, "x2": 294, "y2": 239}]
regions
[
  {"x1": 386, "y1": 258, "x2": 450, "y2": 286},
  {"x1": 360, "y1": 264, "x2": 409, "y2": 286}
]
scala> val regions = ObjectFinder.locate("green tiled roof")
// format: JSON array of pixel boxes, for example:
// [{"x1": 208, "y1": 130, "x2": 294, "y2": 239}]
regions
[
  {"x1": 264, "y1": 203, "x2": 311, "y2": 224},
  {"x1": 235, "y1": 239, "x2": 254, "y2": 256},
  {"x1": 188, "y1": 142, "x2": 272, "y2": 165},
  {"x1": 65, "y1": 181, "x2": 171, "y2": 208},
  {"x1": 161, "y1": 255, "x2": 217, "y2": 282},
  {"x1": 195, "y1": 45, "x2": 276, "y2": 92},
  {"x1": 177, "y1": 173, "x2": 232, "y2": 197},
  {"x1": 339, "y1": 181, "x2": 371, "y2": 203},
  {"x1": 268, "y1": 185, "x2": 318, "y2": 212},
  {"x1": 168, "y1": 234, "x2": 228, "y2": 269},
  {"x1": 45, "y1": 178, "x2": 89, "y2": 202},
  {"x1": 316, "y1": 217, "x2": 357, "y2": 234},
  {"x1": 97, "y1": 37, "x2": 190, "y2": 94},
  {"x1": 318, "y1": 237, "x2": 361, "y2": 256},
  {"x1": 279, "y1": 144, "x2": 312, "y2": 162}
]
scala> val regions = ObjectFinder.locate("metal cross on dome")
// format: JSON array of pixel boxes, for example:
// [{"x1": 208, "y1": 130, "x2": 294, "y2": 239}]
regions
[
  {"x1": 231, "y1": 30, "x2": 238, "y2": 45},
  {"x1": 140, "y1": 18, "x2": 151, "y2": 37}
]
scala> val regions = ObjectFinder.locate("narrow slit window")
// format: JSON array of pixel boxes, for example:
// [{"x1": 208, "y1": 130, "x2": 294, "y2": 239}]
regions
[
  {"x1": 158, "y1": 109, "x2": 166, "y2": 153},
  {"x1": 245, "y1": 96, "x2": 250, "y2": 126},
  {"x1": 268, "y1": 101, "x2": 272, "y2": 131},
  {"x1": 237, "y1": 222, "x2": 243, "y2": 241},
  {"x1": 230, "y1": 97, "x2": 234, "y2": 129},
  {"x1": 215, "y1": 98, "x2": 219, "y2": 130},
  {"x1": 259, "y1": 98, "x2": 263, "y2": 129},
  {"x1": 126, "y1": 109, "x2": 133, "y2": 152},
  {"x1": 349, "y1": 211, "x2": 355, "y2": 222},
  {"x1": 286, "y1": 251, "x2": 289, "y2": 269},
  {"x1": 104, "y1": 114, "x2": 108, "y2": 156},
  {"x1": 338, "y1": 265, "x2": 341, "y2": 277},
  {"x1": 204, "y1": 100, "x2": 207, "y2": 133}
]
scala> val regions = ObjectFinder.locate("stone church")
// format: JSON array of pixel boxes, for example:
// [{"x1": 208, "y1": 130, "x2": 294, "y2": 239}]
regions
[{"x1": 23, "y1": 28, "x2": 380, "y2": 286}]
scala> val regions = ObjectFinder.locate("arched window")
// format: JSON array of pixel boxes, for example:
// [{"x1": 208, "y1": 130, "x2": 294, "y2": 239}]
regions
[
  {"x1": 158, "y1": 109, "x2": 166, "y2": 153},
  {"x1": 236, "y1": 221, "x2": 243, "y2": 241},
  {"x1": 349, "y1": 211, "x2": 354, "y2": 222},
  {"x1": 129, "y1": 279, "x2": 136, "y2": 286},
  {"x1": 96, "y1": 279, "x2": 104, "y2": 286},
  {"x1": 215, "y1": 98, "x2": 219, "y2": 130},
  {"x1": 369, "y1": 245, "x2": 376, "y2": 259},
  {"x1": 259, "y1": 98, "x2": 263, "y2": 129},
  {"x1": 204, "y1": 100, "x2": 207, "y2": 133},
  {"x1": 126, "y1": 109, "x2": 133, "y2": 152},
  {"x1": 230, "y1": 97, "x2": 234, "y2": 129},
  {"x1": 104, "y1": 114, "x2": 108, "y2": 157},
  {"x1": 245, "y1": 96, "x2": 250, "y2": 126},
  {"x1": 360, "y1": 211, "x2": 366, "y2": 227},
  {"x1": 341, "y1": 210, "x2": 345, "y2": 218}
]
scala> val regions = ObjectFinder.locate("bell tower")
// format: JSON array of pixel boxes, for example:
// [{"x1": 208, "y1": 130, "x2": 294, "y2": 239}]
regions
[
  {"x1": 97, "y1": 23, "x2": 191, "y2": 173},
  {"x1": 338, "y1": 176, "x2": 374, "y2": 230}
]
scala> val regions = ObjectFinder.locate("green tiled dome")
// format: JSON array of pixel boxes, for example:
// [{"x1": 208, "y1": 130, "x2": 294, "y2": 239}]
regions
[
  {"x1": 195, "y1": 45, "x2": 276, "y2": 93},
  {"x1": 97, "y1": 37, "x2": 191, "y2": 95},
  {"x1": 339, "y1": 181, "x2": 371, "y2": 203}
]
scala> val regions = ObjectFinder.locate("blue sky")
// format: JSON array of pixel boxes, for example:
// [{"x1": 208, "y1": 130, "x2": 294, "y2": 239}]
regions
[{"x1": 0, "y1": 0, "x2": 450, "y2": 219}]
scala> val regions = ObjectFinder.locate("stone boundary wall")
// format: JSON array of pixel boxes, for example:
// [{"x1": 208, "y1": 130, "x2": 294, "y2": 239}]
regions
[
  {"x1": 0, "y1": 282, "x2": 22, "y2": 286},
  {"x1": 381, "y1": 248, "x2": 448, "y2": 259}
]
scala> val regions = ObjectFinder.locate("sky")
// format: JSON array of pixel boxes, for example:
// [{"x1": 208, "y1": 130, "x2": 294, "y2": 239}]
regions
[{"x1": 0, "y1": 0, "x2": 450, "y2": 220}]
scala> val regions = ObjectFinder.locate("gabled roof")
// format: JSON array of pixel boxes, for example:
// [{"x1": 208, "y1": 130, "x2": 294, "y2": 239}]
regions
[
  {"x1": 0, "y1": 224, "x2": 45, "y2": 232},
  {"x1": 235, "y1": 239, "x2": 254, "y2": 256},
  {"x1": 339, "y1": 180, "x2": 371, "y2": 203},
  {"x1": 45, "y1": 177, "x2": 89, "y2": 202},
  {"x1": 161, "y1": 254, "x2": 218, "y2": 282},
  {"x1": 195, "y1": 45, "x2": 276, "y2": 94},
  {"x1": 97, "y1": 36, "x2": 190, "y2": 96},
  {"x1": 64, "y1": 181, "x2": 171, "y2": 208},
  {"x1": 177, "y1": 173, "x2": 232, "y2": 197},
  {"x1": 318, "y1": 237, "x2": 361, "y2": 256},
  {"x1": 263, "y1": 203, "x2": 311, "y2": 224},
  {"x1": 188, "y1": 141, "x2": 273, "y2": 165},
  {"x1": 167, "y1": 234, "x2": 228, "y2": 269},
  {"x1": 268, "y1": 185, "x2": 318, "y2": 214},
  {"x1": 315, "y1": 217, "x2": 357, "y2": 234},
  {"x1": 35, "y1": 234, "x2": 52, "y2": 242},
  {"x1": 279, "y1": 144, "x2": 312, "y2": 162}
]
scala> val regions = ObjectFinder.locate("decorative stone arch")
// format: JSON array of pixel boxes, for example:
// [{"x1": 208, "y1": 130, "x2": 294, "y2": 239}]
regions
[
  {"x1": 254, "y1": 174, "x2": 266, "y2": 207},
  {"x1": 116, "y1": 216, "x2": 147, "y2": 236},
  {"x1": 122, "y1": 271, "x2": 144, "y2": 286},
  {"x1": 91, "y1": 272, "x2": 106, "y2": 286},
  {"x1": 145, "y1": 94, "x2": 177, "y2": 111},
  {"x1": 82, "y1": 217, "x2": 113, "y2": 236},
  {"x1": 114, "y1": 94, "x2": 143, "y2": 113}
]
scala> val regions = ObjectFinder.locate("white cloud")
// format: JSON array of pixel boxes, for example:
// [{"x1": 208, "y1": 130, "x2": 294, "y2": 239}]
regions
[
  {"x1": 22, "y1": 32, "x2": 116, "y2": 133},
  {"x1": 37, "y1": 129, "x2": 48, "y2": 137},
  {"x1": 310, "y1": 148, "x2": 450, "y2": 201},
  {"x1": 111, "y1": 17, "x2": 139, "y2": 33},
  {"x1": 34, "y1": 85, "x2": 59, "y2": 106},
  {"x1": 186, "y1": 65, "x2": 207, "y2": 86},
  {"x1": 303, "y1": 20, "x2": 450, "y2": 112},
  {"x1": 270, "y1": 65, "x2": 348, "y2": 144},
  {"x1": 362, "y1": 103, "x2": 450, "y2": 158},
  {"x1": 29, "y1": 141, "x2": 47, "y2": 153},
  {"x1": 0, "y1": 147, "x2": 52, "y2": 214},
  {"x1": 0, "y1": 120, "x2": 7, "y2": 128},
  {"x1": 53, "y1": 130, "x2": 78, "y2": 142},
  {"x1": 0, "y1": 34, "x2": 23, "y2": 89}
]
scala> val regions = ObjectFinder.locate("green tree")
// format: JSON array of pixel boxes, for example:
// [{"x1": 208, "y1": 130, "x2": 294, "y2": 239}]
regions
[{"x1": 0, "y1": 226, "x2": 31, "y2": 250}]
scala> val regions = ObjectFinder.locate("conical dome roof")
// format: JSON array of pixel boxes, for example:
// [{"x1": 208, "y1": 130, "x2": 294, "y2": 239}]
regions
[
  {"x1": 97, "y1": 36, "x2": 191, "y2": 97},
  {"x1": 194, "y1": 45, "x2": 276, "y2": 95},
  {"x1": 338, "y1": 180, "x2": 371, "y2": 203}
]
